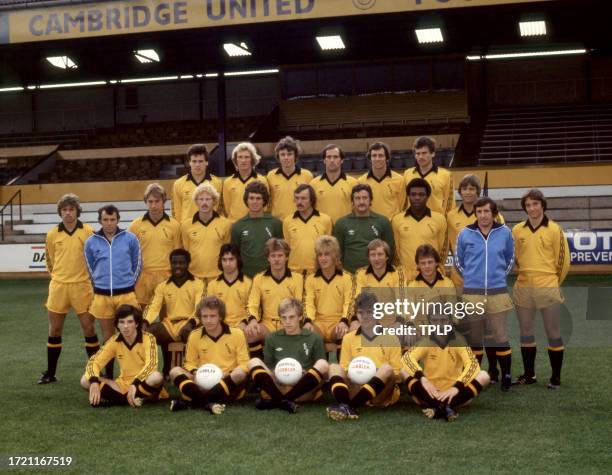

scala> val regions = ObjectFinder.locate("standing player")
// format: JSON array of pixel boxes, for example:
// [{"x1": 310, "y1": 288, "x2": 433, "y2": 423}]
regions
[
  {"x1": 283, "y1": 184, "x2": 332, "y2": 274},
  {"x1": 172, "y1": 144, "x2": 222, "y2": 223},
  {"x1": 326, "y1": 292, "x2": 402, "y2": 421},
  {"x1": 38, "y1": 194, "x2": 98, "y2": 384},
  {"x1": 392, "y1": 178, "x2": 447, "y2": 280},
  {"x1": 143, "y1": 249, "x2": 205, "y2": 375},
  {"x1": 401, "y1": 309, "x2": 490, "y2": 422},
  {"x1": 333, "y1": 184, "x2": 395, "y2": 274},
  {"x1": 222, "y1": 142, "x2": 269, "y2": 222},
  {"x1": 357, "y1": 142, "x2": 406, "y2": 218},
  {"x1": 169, "y1": 297, "x2": 250, "y2": 414},
  {"x1": 245, "y1": 239, "x2": 304, "y2": 353},
  {"x1": 206, "y1": 243, "x2": 252, "y2": 330},
  {"x1": 248, "y1": 298, "x2": 328, "y2": 413},
  {"x1": 266, "y1": 136, "x2": 313, "y2": 220},
  {"x1": 180, "y1": 183, "x2": 231, "y2": 284},
  {"x1": 81, "y1": 305, "x2": 163, "y2": 408},
  {"x1": 85, "y1": 205, "x2": 141, "y2": 379},
  {"x1": 310, "y1": 144, "x2": 358, "y2": 224},
  {"x1": 304, "y1": 236, "x2": 353, "y2": 345},
  {"x1": 231, "y1": 181, "x2": 283, "y2": 278},
  {"x1": 129, "y1": 183, "x2": 181, "y2": 309},
  {"x1": 404, "y1": 136, "x2": 454, "y2": 216},
  {"x1": 512, "y1": 189, "x2": 570, "y2": 389},
  {"x1": 455, "y1": 197, "x2": 514, "y2": 391}
]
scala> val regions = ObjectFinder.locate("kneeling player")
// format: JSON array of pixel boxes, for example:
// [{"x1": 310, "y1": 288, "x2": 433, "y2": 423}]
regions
[
  {"x1": 169, "y1": 296, "x2": 249, "y2": 414},
  {"x1": 248, "y1": 298, "x2": 328, "y2": 413},
  {"x1": 80, "y1": 305, "x2": 163, "y2": 407},
  {"x1": 400, "y1": 308, "x2": 490, "y2": 422},
  {"x1": 326, "y1": 292, "x2": 402, "y2": 421}
]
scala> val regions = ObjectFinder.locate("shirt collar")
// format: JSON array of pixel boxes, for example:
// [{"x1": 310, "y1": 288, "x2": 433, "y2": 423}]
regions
[
  {"x1": 314, "y1": 268, "x2": 343, "y2": 283},
  {"x1": 275, "y1": 166, "x2": 302, "y2": 179},
  {"x1": 524, "y1": 215, "x2": 550, "y2": 233},
  {"x1": 58, "y1": 220, "x2": 83, "y2": 235},
  {"x1": 415, "y1": 271, "x2": 444, "y2": 288},
  {"x1": 200, "y1": 322, "x2": 231, "y2": 342},
  {"x1": 320, "y1": 172, "x2": 347, "y2": 186},
  {"x1": 218, "y1": 272, "x2": 245, "y2": 286},
  {"x1": 404, "y1": 207, "x2": 432, "y2": 221},
  {"x1": 414, "y1": 163, "x2": 438, "y2": 178},
  {"x1": 458, "y1": 204, "x2": 474, "y2": 218},
  {"x1": 143, "y1": 212, "x2": 170, "y2": 225},
  {"x1": 192, "y1": 211, "x2": 220, "y2": 226},
  {"x1": 367, "y1": 167, "x2": 392, "y2": 182},
  {"x1": 188, "y1": 170, "x2": 212, "y2": 185},
  {"x1": 292, "y1": 209, "x2": 320, "y2": 223},
  {"x1": 232, "y1": 169, "x2": 258, "y2": 183},
  {"x1": 365, "y1": 263, "x2": 395, "y2": 282},
  {"x1": 264, "y1": 267, "x2": 292, "y2": 283},
  {"x1": 116, "y1": 329, "x2": 143, "y2": 350},
  {"x1": 166, "y1": 272, "x2": 195, "y2": 287}
]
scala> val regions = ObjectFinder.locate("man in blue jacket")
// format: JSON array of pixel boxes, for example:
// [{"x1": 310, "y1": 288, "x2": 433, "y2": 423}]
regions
[
  {"x1": 85, "y1": 204, "x2": 141, "y2": 378},
  {"x1": 455, "y1": 197, "x2": 514, "y2": 391}
]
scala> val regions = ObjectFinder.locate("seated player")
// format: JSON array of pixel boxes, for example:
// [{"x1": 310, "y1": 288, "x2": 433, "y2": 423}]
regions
[
  {"x1": 248, "y1": 298, "x2": 328, "y2": 413},
  {"x1": 245, "y1": 238, "x2": 304, "y2": 354},
  {"x1": 304, "y1": 236, "x2": 353, "y2": 347},
  {"x1": 326, "y1": 292, "x2": 402, "y2": 421},
  {"x1": 169, "y1": 296, "x2": 249, "y2": 414},
  {"x1": 206, "y1": 243, "x2": 252, "y2": 330},
  {"x1": 351, "y1": 239, "x2": 406, "y2": 330},
  {"x1": 400, "y1": 307, "x2": 490, "y2": 422},
  {"x1": 80, "y1": 305, "x2": 163, "y2": 407},
  {"x1": 143, "y1": 249, "x2": 205, "y2": 375},
  {"x1": 406, "y1": 244, "x2": 456, "y2": 335}
]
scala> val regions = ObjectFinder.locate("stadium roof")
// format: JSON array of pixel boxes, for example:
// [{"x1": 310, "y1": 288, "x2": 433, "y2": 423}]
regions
[{"x1": 0, "y1": 0, "x2": 608, "y2": 87}]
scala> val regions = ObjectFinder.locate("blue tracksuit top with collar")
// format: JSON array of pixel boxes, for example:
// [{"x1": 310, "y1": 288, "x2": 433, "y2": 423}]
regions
[
  {"x1": 84, "y1": 228, "x2": 142, "y2": 295},
  {"x1": 455, "y1": 221, "x2": 514, "y2": 294}
]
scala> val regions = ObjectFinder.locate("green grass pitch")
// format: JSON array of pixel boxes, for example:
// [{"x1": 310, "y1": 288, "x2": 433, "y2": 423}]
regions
[{"x1": 1, "y1": 277, "x2": 611, "y2": 474}]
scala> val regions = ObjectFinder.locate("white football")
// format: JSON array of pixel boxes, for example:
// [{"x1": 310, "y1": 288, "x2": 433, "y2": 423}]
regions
[
  {"x1": 348, "y1": 356, "x2": 377, "y2": 385},
  {"x1": 274, "y1": 358, "x2": 303, "y2": 386},
  {"x1": 195, "y1": 363, "x2": 223, "y2": 390}
]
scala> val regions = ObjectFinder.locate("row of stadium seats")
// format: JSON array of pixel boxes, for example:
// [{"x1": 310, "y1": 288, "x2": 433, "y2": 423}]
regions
[
  {"x1": 479, "y1": 103, "x2": 612, "y2": 165},
  {"x1": 279, "y1": 91, "x2": 469, "y2": 131}
]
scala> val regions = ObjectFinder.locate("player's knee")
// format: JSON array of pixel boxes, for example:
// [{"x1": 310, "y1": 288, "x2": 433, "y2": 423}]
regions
[
  {"x1": 146, "y1": 371, "x2": 164, "y2": 387},
  {"x1": 476, "y1": 370, "x2": 490, "y2": 388},
  {"x1": 80, "y1": 374, "x2": 89, "y2": 390},
  {"x1": 399, "y1": 369, "x2": 410, "y2": 382},
  {"x1": 376, "y1": 364, "x2": 393, "y2": 381},
  {"x1": 313, "y1": 359, "x2": 329, "y2": 376},
  {"x1": 247, "y1": 357, "x2": 265, "y2": 371},
  {"x1": 230, "y1": 368, "x2": 247, "y2": 384},
  {"x1": 169, "y1": 366, "x2": 185, "y2": 381},
  {"x1": 328, "y1": 363, "x2": 344, "y2": 377}
]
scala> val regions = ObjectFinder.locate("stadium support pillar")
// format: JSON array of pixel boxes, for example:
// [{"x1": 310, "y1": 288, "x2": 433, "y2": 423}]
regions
[{"x1": 216, "y1": 76, "x2": 227, "y2": 176}]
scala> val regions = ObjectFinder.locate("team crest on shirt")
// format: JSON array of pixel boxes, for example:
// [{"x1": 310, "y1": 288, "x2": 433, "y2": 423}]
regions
[
  {"x1": 242, "y1": 230, "x2": 249, "y2": 237},
  {"x1": 348, "y1": 229, "x2": 355, "y2": 236},
  {"x1": 303, "y1": 343, "x2": 309, "y2": 356},
  {"x1": 371, "y1": 225, "x2": 380, "y2": 237},
  {"x1": 275, "y1": 347, "x2": 283, "y2": 352}
]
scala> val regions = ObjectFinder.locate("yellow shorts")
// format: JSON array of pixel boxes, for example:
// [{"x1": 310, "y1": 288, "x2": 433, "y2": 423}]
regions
[
  {"x1": 261, "y1": 318, "x2": 282, "y2": 333},
  {"x1": 316, "y1": 319, "x2": 343, "y2": 343},
  {"x1": 513, "y1": 288, "x2": 564, "y2": 309},
  {"x1": 135, "y1": 270, "x2": 170, "y2": 306},
  {"x1": 162, "y1": 319, "x2": 192, "y2": 341},
  {"x1": 46, "y1": 280, "x2": 93, "y2": 315},
  {"x1": 90, "y1": 292, "x2": 140, "y2": 320},
  {"x1": 462, "y1": 292, "x2": 514, "y2": 314}
]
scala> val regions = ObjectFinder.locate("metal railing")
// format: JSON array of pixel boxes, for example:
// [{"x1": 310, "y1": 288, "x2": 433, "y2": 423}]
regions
[{"x1": 0, "y1": 189, "x2": 23, "y2": 242}]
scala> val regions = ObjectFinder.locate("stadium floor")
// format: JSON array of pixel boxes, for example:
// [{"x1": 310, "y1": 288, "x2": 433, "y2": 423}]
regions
[{"x1": 1, "y1": 277, "x2": 611, "y2": 474}]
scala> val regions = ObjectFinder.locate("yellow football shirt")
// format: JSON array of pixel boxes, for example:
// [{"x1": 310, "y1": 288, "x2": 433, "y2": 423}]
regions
[
  {"x1": 45, "y1": 220, "x2": 94, "y2": 283},
  {"x1": 304, "y1": 270, "x2": 353, "y2": 324},
  {"x1": 404, "y1": 165, "x2": 455, "y2": 215},
  {"x1": 339, "y1": 328, "x2": 402, "y2": 376},
  {"x1": 247, "y1": 268, "x2": 304, "y2": 324},
  {"x1": 358, "y1": 169, "x2": 406, "y2": 218},
  {"x1": 206, "y1": 273, "x2": 253, "y2": 327},
  {"x1": 172, "y1": 172, "x2": 222, "y2": 223},
  {"x1": 183, "y1": 324, "x2": 250, "y2": 374},
  {"x1": 283, "y1": 210, "x2": 333, "y2": 273},
  {"x1": 128, "y1": 213, "x2": 181, "y2": 273},
  {"x1": 143, "y1": 275, "x2": 205, "y2": 324},
  {"x1": 266, "y1": 167, "x2": 313, "y2": 220},
  {"x1": 222, "y1": 171, "x2": 269, "y2": 222},
  {"x1": 310, "y1": 173, "x2": 358, "y2": 224}
]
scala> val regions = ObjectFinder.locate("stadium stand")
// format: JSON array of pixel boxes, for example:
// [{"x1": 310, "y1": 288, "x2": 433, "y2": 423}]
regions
[
  {"x1": 279, "y1": 91, "x2": 468, "y2": 132},
  {"x1": 479, "y1": 103, "x2": 612, "y2": 165}
]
